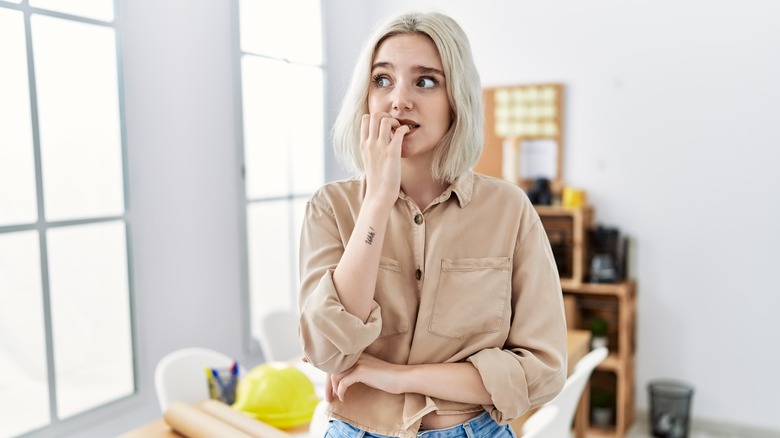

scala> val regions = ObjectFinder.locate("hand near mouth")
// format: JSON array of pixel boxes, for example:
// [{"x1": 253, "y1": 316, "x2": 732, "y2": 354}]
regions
[{"x1": 361, "y1": 112, "x2": 410, "y2": 206}]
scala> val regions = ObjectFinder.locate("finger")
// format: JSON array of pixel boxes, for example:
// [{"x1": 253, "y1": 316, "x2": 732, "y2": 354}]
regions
[
  {"x1": 331, "y1": 369, "x2": 352, "y2": 402},
  {"x1": 367, "y1": 113, "x2": 382, "y2": 142},
  {"x1": 378, "y1": 116, "x2": 401, "y2": 142},
  {"x1": 391, "y1": 124, "x2": 410, "y2": 142},
  {"x1": 331, "y1": 373, "x2": 342, "y2": 401},
  {"x1": 300, "y1": 356, "x2": 308, "y2": 363},
  {"x1": 325, "y1": 374, "x2": 334, "y2": 403},
  {"x1": 368, "y1": 112, "x2": 393, "y2": 141},
  {"x1": 360, "y1": 114, "x2": 370, "y2": 143},
  {"x1": 336, "y1": 376, "x2": 351, "y2": 402}
]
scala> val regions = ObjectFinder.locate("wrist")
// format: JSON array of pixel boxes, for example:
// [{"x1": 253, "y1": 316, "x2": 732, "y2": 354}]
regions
[
  {"x1": 395, "y1": 364, "x2": 418, "y2": 394},
  {"x1": 361, "y1": 193, "x2": 396, "y2": 214}
]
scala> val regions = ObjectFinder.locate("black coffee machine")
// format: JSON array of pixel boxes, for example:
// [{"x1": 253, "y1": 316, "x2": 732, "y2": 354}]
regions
[
  {"x1": 589, "y1": 225, "x2": 627, "y2": 283},
  {"x1": 527, "y1": 178, "x2": 553, "y2": 205}
]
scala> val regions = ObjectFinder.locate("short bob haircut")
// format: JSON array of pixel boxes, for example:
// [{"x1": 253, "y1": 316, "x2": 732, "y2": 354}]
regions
[{"x1": 332, "y1": 12, "x2": 483, "y2": 183}]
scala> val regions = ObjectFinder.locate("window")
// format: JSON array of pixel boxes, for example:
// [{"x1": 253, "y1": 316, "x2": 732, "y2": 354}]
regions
[
  {"x1": 0, "y1": 1, "x2": 133, "y2": 436},
  {"x1": 236, "y1": 0, "x2": 325, "y2": 353}
]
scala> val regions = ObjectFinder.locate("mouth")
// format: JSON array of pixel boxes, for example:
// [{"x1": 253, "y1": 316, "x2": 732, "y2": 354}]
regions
[{"x1": 397, "y1": 119, "x2": 420, "y2": 130}]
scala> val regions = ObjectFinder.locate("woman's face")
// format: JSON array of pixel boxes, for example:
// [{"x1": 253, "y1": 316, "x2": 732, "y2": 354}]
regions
[{"x1": 368, "y1": 33, "x2": 451, "y2": 160}]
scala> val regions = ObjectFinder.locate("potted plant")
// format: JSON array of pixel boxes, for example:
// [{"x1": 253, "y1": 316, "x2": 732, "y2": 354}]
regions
[
  {"x1": 589, "y1": 316, "x2": 609, "y2": 350},
  {"x1": 591, "y1": 387, "x2": 614, "y2": 427}
]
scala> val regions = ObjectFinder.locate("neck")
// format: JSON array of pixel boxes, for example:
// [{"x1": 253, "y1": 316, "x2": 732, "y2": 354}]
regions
[{"x1": 401, "y1": 160, "x2": 448, "y2": 210}]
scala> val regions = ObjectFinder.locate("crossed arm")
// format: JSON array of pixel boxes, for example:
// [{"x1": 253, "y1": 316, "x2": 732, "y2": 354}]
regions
[{"x1": 322, "y1": 353, "x2": 493, "y2": 405}]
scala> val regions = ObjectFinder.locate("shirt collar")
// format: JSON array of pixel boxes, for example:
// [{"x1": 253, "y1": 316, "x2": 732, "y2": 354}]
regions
[
  {"x1": 361, "y1": 170, "x2": 474, "y2": 208},
  {"x1": 442, "y1": 170, "x2": 473, "y2": 208}
]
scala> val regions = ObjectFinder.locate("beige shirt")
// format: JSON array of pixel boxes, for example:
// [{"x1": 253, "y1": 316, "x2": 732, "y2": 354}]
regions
[{"x1": 298, "y1": 171, "x2": 567, "y2": 438}]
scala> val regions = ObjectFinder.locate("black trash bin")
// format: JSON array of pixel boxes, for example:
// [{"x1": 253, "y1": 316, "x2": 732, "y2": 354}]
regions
[{"x1": 648, "y1": 379, "x2": 694, "y2": 438}]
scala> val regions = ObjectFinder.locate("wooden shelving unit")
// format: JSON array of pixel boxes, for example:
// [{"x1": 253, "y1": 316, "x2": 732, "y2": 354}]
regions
[
  {"x1": 563, "y1": 281, "x2": 636, "y2": 438},
  {"x1": 534, "y1": 206, "x2": 637, "y2": 438}
]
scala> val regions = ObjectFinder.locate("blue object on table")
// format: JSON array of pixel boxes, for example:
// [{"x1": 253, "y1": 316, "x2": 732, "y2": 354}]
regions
[{"x1": 207, "y1": 360, "x2": 239, "y2": 405}]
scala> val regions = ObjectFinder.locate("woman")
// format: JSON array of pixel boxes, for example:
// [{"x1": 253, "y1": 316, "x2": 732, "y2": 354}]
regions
[{"x1": 298, "y1": 11, "x2": 567, "y2": 438}]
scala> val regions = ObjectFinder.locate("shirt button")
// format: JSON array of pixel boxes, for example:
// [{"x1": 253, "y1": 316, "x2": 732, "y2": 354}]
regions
[
  {"x1": 414, "y1": 213, "x2": 423, "y2": 225},
  {"x1": 415, "y1": 268, "x2": 422, "y2": 280}
]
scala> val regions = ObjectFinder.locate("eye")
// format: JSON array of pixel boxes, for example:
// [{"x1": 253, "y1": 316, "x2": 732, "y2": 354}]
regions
[
  {"x1": 417, "y1": 76, "x2": 439, "y2": 89},
  {"x1": 373, "y1": 75, "x2": 392, "y2": 88}
]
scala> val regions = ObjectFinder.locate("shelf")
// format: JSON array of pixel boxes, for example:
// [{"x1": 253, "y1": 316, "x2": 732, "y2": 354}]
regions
[
  {"x1": 586, "y1": 426, "x2": 620, "y2": 437},
  {"x1": 597, "y1": 354, "x2": 621, "y2": 372},
  {"x1": 535, "y1": 205, "x2": 593, "y2": 286},
  {"x1": 563, "y1": 281, "x2": 636, "y2": 298},
  {"x1": 534, "y1": 205, "x2": 591, "y2": 216}
]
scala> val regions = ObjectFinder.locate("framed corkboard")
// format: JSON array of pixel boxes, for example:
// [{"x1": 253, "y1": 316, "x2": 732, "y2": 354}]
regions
[{"x1": 474, "y1": 83, "x2": 565, "y2": 193}]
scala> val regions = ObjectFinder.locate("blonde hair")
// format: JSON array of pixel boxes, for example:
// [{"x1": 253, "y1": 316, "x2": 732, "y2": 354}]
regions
[{"x1": 332, "y1": 12, "x2": 483, "y2": 183}]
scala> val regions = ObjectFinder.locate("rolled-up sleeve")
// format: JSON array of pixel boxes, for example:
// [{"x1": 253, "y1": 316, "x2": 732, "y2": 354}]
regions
[
  {"x1": 298, "y1": 198, "x2": 383, "y2": 374},
  {"x1": 467, "y1": 219, "x2": 567, "y2": 423}
]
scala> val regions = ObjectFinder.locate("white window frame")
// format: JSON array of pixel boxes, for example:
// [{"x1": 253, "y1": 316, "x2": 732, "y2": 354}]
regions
[{"x1": 0, "y1": 0, "x2": 136, "y2": 435}]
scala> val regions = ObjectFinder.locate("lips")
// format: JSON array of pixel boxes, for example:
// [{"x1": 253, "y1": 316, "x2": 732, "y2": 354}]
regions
[{"x1": 397, "y1": 119, "x2": 420, "y2": 129}]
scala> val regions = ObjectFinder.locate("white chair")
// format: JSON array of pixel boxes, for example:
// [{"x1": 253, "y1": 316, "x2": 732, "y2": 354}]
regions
[
  {"x1": 257, "y1": 309, "x2": 328, "y2": 400},
  {"x1": 154, "y1": 347, "x2": 237, "y2": 413},
  {"x1": 258, "y1": 309, "x2": 303, "y2": 362},
  {"x1": 520, "y1": 405, "x2": 559, "y2": 438},
  {"x1": 306, "y1": 399, "x2": 330, "y2": 438},
  {"x1": 521, "y1": 347, "x2": 608, "y2": 438}
]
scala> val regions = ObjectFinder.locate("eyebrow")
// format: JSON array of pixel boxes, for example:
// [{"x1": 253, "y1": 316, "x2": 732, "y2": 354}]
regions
[{"x1": 371, "y1": 62, "x2": 445, "y2": 77}]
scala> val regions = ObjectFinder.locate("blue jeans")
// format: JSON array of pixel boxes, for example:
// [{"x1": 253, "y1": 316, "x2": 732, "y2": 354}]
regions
[{"x1": 324, "y1": 411, "x2": 517, "y2": 438}]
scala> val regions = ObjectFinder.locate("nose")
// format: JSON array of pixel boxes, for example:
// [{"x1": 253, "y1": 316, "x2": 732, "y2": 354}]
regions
[{"x1": 391, "y1": 83, "x2": 413, "y2": 111}]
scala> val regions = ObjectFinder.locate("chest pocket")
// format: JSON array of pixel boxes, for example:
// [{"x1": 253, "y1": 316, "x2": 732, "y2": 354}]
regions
[
  {"x1": 429, "y1": 257, "x2": 511, "y2": 340},
  {"x1": 374, "y1": 257, "x2": 409, "y2": 337}
]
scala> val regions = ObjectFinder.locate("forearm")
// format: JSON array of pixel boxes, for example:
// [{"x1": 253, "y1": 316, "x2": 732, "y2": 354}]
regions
[
  {"x1": 402, "y1": 362, "x2": 493, "y2": 405},
  {"x1": 332, "y1": 197, "x2": 393, "y2": 322}
]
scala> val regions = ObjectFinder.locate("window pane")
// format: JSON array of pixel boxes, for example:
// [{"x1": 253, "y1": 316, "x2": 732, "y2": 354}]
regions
[
  {"x1": 31, "y1": 15, "x2": 124, "y2": 222},
  {"x1": 247, "y1": 201, "x2": 297, "y2": 341},
  {"x1": 239, "y1": 0, "x2": 322, "y2": 65},
  {"x1": 242, "y1": 57, "x2": 290, "y2": 199},
  {"x1": 0, "y1": 9, "x2": 38, "y2": 226},
  {"x1": 0, "y1": 0, "x2": 23, "y2": 4},
  {"x1": 288, "y1": 65, "x2": 324, "y2": 194},
  {"x1": 29, "y1": 0, "x2": 114, "y2": 22},
  {"x1": 0, "y1": 231, "x2": 50, "y2": 437},
  {"x1": 242, "y1": 57, "x2": 324, "y2": 198},
  {"x1": 47, "y1": 221, "x2": 133, "y2": 418}
]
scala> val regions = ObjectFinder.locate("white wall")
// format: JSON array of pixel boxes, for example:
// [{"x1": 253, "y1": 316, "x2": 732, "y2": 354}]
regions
[
  {"x1": 342, "y1": 0, "x2": 780, "y2": 432},
  {"x1": 65, "y1": 1, "x2": 779, "y2": 436}
]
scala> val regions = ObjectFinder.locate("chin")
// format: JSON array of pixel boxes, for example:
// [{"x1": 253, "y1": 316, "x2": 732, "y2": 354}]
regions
[{"x1": 400, "y1": 141, "x2": 412, "y2": 158}]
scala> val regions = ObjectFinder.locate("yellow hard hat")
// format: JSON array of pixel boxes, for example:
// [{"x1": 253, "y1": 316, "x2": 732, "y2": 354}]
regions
[{"x1": 232, "y1": 362, "x2": 319, "y2": 429}]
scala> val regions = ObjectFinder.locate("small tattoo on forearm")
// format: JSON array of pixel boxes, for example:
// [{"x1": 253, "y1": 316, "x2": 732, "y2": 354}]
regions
[{"x1": 365, "y1": 227, "x2": 376, "y2": 245}]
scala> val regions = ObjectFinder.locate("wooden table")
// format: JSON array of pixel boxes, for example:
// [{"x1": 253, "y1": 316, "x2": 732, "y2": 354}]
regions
[
  {"x1": 118, "y1": 419, "x2": 187, "y2": 438},
  {"x1": 510, "y1": 329, "x2": 592, "y2": 437},
  {"x1": 118, "y1": 415, "x2": 309, "y2": 438}
]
